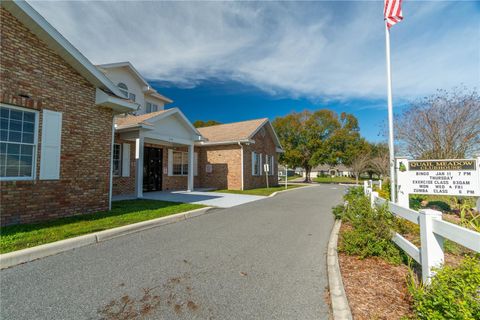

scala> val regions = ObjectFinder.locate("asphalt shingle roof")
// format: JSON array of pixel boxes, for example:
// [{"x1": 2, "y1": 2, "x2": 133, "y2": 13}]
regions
[
  {"x1": 197, "y1": 118, "x2": 268, "y2": 143},
  {"x1": 115, "y1": 110, "x2": 169, "y2": 127}
]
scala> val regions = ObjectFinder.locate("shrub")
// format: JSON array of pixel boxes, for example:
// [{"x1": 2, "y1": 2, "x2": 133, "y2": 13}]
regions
[
  {"x1": 410, "y1": 195, "x2": 425, "y2": 211},
  {"x1": 426, "y1": 201, "x2": 451, "y2": 212},
  {"x1": 408, "y1": 257, "x2": 480, "y2": 319},
  {"x1": 378, "y1": 179, "x2": 391, "y2": 200},
  {"x1": 335, "y1": 187, "x2": 403, "y2": 264}
]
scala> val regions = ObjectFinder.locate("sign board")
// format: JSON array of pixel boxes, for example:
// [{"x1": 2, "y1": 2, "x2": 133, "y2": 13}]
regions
[
  {"x1": 396, "y1": 158, "x2": 480, "y2": 208},
  {"x1": 205, "y1": 164, "x2": 213, "y2": 174},
  {"x1": 263, "y1": 163, "x2": 269, "y2": 173}
]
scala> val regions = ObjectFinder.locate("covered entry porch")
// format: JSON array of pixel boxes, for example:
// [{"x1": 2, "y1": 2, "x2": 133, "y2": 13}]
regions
[{"x1": 113, "y1": 108, "x2": 203, "y2": 198}]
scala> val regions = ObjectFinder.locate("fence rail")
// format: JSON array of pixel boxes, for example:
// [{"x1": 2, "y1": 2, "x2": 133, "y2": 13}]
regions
[{"x1": 364, "y1": 185, "x2": 480, "y2": 284}]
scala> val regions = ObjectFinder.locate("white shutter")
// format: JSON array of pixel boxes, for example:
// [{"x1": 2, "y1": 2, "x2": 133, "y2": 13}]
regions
[
  {"x1": 194, "y1": 152, "x2": 198, "y2": 176},
  {"x1": 259, "y1": 153, "x2": 263, "y2": 175},
  {"x1": 168, "y1": 149, "x2": 173, "y2": 176},
  {"x1": 122, "y1": 143, "x2": 130, "y2": 177},
  {"x1": 40, "y1": 110, "x2": 62, "y2": 180}
]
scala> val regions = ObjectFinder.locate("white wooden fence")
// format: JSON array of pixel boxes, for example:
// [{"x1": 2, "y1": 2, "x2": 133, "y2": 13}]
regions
[{"x1": 363, "y1": 185, "x2": 480, "y2": 284}]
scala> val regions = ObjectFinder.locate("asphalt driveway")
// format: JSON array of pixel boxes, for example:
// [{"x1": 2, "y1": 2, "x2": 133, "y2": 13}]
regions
[{"x1": 0, "y1": 184, "x2": 344, "y2": 320}]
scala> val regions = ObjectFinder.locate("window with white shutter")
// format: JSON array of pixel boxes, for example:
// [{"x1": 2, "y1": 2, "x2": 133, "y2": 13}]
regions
[
  {"x1": 0, "y1": 105, "x2": 38, "y2": 180},
  {"x1": 40, "y1": 110, "x2": 62, "y2": 180}
]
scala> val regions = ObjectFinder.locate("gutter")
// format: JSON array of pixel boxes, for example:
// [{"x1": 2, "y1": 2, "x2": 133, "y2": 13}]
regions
[
  {"x1": 196, "y1": 139, "x2": 254, "y2": 147},
  {"x1": 108, "y1": 117, "x2": 115, "y2": 210},
  {"x1": 238, "y1": 142, "x2": 244, "y2": 190}
]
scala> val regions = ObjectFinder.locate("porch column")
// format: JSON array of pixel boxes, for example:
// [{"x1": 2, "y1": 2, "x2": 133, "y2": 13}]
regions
[
  {"x1": 135, "y1": 136, "x2": 144, "y2": 198},
  {"x1": 187, "y1": 144, "x2": 194, "y2": 192}
]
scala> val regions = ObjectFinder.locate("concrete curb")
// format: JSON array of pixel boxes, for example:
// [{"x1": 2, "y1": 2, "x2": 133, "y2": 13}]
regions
[
  {"x1": 0, "y1": 207, "x2": 212, "y2": 270},
  {"x1": 268, "y1": 184, "x2": 314, "y2": 198},
  {"x1": 327, "y1": 219, "x2": 353, "y2": 320}
]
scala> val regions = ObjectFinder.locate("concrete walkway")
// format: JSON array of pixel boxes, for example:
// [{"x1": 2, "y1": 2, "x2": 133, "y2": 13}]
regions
[
  {"x1": 114, "y1": 190, "x2": 266, "y2": 208},
  {"x1": 1, "y1": 184, "x2": 344, "y2": 320}
]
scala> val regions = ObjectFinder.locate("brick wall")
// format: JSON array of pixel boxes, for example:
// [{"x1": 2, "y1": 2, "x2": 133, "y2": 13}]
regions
[
  {"x1": 0, "y1": 8, "x2": 114, "y2": 225},
  {"x1": 243, "y1": 126, "x2": 279, "y2": 189},
  {"x1": 196, "y1": 145, "x2": 242, "y2": 190}
]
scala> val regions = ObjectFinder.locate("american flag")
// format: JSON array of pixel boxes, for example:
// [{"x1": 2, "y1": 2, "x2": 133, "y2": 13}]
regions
[{"x1": 384, "y1": 0, "x2": 403, "y2": 29}]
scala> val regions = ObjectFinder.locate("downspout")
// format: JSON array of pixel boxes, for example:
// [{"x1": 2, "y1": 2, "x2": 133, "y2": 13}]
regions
[
  {"x1": 238, "y1": 141, "x2": 244, "y2": 190},
  {"x1": 108, "y1": 117, "x2": 115, "y2": 210}
]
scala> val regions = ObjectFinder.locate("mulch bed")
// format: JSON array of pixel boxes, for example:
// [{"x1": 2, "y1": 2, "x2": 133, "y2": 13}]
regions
[
  {"x1": 338, "y1": 224, "x2": 414, "y2": 319},
  {"x1": 338, "y1": 253, "x2": 413, "y2": 319}
]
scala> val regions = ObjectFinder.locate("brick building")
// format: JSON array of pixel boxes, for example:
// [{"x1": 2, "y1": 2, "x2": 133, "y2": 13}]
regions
[
  {"x1": 0, "y1": 1, "x2": 136, "y2": 225},
  {"x1": 0, "y1": 1, "x2": 283, "y2": 225},
  {"x1": 197, "y1": 119, "x2": 282, "y2": 190},
  {"x1": 99, "y1": 62, "x2": 283, "y2": 198}
]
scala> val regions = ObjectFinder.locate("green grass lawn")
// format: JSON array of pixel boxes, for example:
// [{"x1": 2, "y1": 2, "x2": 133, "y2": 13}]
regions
[
  {"x1": 313, "y1": 176, "x2": 366, "y2": 184},
  {"x1": 0, "y1": 200, "x2": 203, "y2": 254},
  {"x1": 214, "y1": 184, "x2": 305, "y2": 196},
  {"x1": 287, "y1": 174, "x2": 303, "y2": 181}
]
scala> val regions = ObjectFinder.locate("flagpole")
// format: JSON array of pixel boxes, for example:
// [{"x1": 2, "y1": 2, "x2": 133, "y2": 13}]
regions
[{"x1": 385, "y1": 22, "x2": 396, "y2": 202}]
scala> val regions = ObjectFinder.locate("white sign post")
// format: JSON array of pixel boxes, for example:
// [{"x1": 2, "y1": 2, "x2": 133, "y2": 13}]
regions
[
  {"x1": 396, "y1": 157, "x2": 480, "y2": 209},
  {"x1": 264, "y1": 163, "x2": 270, "y2": 189}
]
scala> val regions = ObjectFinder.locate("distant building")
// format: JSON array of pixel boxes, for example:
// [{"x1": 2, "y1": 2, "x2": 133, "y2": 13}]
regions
[{"x1": 303, "y1": 164, "x2": 354, "y2": 179}]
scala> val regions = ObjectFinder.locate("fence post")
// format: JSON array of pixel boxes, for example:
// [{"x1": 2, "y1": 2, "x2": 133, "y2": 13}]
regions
[
  {"x1": 363, "y1": 181, "x2": 368, "y2": 195},
  {"x1": 379, "y1": 179, "x2": 382, "y2": 190},
  {"x1": 370, "y1": 191, "x2": 378, "y2": 209},
  {"x1": 419, "y1": 209, "x2": 444, "y2": 284}
]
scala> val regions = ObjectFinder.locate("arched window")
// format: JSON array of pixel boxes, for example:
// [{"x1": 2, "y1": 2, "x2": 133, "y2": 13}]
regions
[{"x1": 117, "y1": 83, "x2": 128, "y2": 98}]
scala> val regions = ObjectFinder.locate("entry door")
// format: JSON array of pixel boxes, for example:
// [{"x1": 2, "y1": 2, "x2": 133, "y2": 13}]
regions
[{"x1": 143, "y1": 147, "x2": 163, "y2": 192}]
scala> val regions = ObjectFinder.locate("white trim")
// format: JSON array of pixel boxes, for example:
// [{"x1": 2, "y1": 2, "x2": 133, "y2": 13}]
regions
[
  {"x1": 0, "y1": 104, "x2": 39, "y2": 181},
  {"x1": 39, "y1": 109, "x2": 62, "y2": 180},
  {"x1": 247, "y1": 120, "x2": 283, "y2": 150},
  {"x1": 95, "y1": 88, "x2": 137, "y2": 113},
  {"x1": 1, "y1": 1, "x2": 127, "y2": 99},
  {"x1": 198, "y1": 139, "x2": 254, "y2": 147},
  {"x1": 97, "y1": 61, "x2": 173, "y2": 103}
]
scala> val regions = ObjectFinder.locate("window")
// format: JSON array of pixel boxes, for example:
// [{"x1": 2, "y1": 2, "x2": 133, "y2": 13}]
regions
[
  {"x1": 117, "y1": 83, "x2": 129, "y2": 98},
  {"x1": 252, "y1": 152, "x2": 262, "y2": 176},
  {"x1": 266, "y1": 155, "x2": 274, "y2": 175},
  {"x1": 0, "y1": 105, "x2": 38, "y2": 180},
  {"x1": 112, "y1": 144, "x2": 121, "y2": 176},
  {"x1": 128, "y1": 92, "x2": 136, "y2": 102},
  {"x1": 172, "y1": 151, "x2": 188, "y2": 175},
  {"x1": 146, "y1": 102, "x2": 158, "y2": 114}
]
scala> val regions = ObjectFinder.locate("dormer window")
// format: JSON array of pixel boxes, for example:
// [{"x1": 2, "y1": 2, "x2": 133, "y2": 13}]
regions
[
  {"x1": 146, "y1": 102, "x2": 158, "y2": 114},
  {"x1": 117, "y1": 83, "x2": 136, "y2": 102},
  {"x1": 117, "y1": 83, "x2": 128, "y2": 98}
]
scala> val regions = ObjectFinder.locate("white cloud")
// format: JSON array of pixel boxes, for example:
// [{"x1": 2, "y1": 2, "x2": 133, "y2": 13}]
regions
[{"x1": 29, "y1": 0, "x2": 479, "y2": 100}]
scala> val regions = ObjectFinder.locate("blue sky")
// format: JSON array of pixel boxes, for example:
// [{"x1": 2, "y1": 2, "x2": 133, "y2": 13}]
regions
[{"x1": 30, "y1": 1, "x2": 479, "y2": 142}]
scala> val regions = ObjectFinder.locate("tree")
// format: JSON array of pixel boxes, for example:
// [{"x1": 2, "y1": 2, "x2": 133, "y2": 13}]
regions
[
  {"x1": 395, "y1": 88, "x2": 480, "y2": 159},
  {"x1": 273, "y1": 110, "x2": 340, "y2": 182},
  {"x1": 350, "y1": 152, "x2": 371, "y2": 185},
  {"x1": 193, "y1": 120, "x2": 222, "y2": 128},
  {"x1": 369, "y1": 142, "x2": 390, "y2": 179}
]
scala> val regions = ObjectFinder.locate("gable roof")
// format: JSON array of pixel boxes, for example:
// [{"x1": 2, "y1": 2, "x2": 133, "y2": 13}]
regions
[
  {"x1": 197, "y1": 118, "x2": 283, "y2": 149},
  {"x1": 96, "y1": 61, "x2": 173, "y2": 104},
  {"x1": 2, "y1": 0, "x2": 136, "y2": 113},
  {"x1": 115, "y1": 108, "x2": 202, "y2": 136}
]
